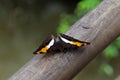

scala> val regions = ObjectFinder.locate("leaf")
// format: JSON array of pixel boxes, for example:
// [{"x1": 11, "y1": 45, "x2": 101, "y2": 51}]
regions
[
  {"x1": 103, "y1": 45, "x2": 119, "y2": 59},
  {"x1": 115, "y1": 37, "x2": 120, "y2": 48},
  {"x1": 99, "y1": 63, "x2": 114, "y2": 76},
  {"x1": 57, "y1": 14, "x2": 77, "y2": 33},
  {"x1": 77, "y1": 0, "x2": 101, "y2": 10}
]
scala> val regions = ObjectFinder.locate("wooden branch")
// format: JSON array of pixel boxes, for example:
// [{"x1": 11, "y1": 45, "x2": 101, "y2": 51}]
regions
[
  {"x1": 115, "y1": 75, "x2": 120, "y2": 80},
  {"x1": 9, "y1": 0, "x2": 120, "y2": 80}
]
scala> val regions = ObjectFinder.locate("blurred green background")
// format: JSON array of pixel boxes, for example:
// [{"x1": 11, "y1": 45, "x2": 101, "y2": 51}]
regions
[{"x1": 0, "y1": 0, "x2": 120, "y2": 80}]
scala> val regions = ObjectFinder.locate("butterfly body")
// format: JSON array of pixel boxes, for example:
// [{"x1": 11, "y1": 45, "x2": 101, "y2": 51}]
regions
[{"x1": 33, "y1": 33, "x2": 90, "y2": 54}]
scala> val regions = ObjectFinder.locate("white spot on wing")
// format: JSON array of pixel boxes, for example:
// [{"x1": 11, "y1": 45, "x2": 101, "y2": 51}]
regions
[
  {"x1": 60, "y1": 36, "x2": 72, "y2": 44},
  {"x1": 47, "y1": 38, "x2": 55, "y2": 48}
]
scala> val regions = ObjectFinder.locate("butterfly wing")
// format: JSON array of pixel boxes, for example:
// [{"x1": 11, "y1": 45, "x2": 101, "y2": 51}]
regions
[
  {"x1": 33, "y1": 35, "x2": 55, "y2": 54},
  {"x1": 58, "y1": 33, "x2": 90, "y2": 51}
]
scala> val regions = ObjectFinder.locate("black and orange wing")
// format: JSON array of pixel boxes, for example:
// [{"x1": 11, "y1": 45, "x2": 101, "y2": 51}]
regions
[
  {"x1": 58, "y1": 33, "x2": 90, "y2": 50},
  {"x1": 33, "y1": 35, "x2": 55, "y2": 54}
]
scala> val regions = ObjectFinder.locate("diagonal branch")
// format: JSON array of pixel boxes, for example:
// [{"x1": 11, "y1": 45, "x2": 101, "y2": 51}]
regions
[{"x1": 9, "y1": 0, "x2": 120, "y2": 80}]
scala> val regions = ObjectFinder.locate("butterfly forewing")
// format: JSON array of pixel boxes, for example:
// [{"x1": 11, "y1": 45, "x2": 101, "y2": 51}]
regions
[
  {"x1": 59, "y1": 33, "x2": 90, "y2": 49},
  {"x1": 33, "y1": 35, "x2": 55, "y2": 54}
]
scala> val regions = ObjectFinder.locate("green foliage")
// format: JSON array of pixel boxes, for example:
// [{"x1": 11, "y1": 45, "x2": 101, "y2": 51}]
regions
[
  {"x1": 78, "y1": 0, "x2": 101, "y2": 10},
  {"x1": 99, "y1": 63, "x2": 114, "y2": 76},
  {"x1": 100, "y1": 37, "x2": 120, "y2": 75},
  {"x1": 103, "y1": 44, "x2": 119, "y2": 60},
  {"x1": 57, "y1": 0, "x2": 101, "y2": 33},
  {"x1": 75, "y1": 0, "x2": 101, "y2": 17},
  {"x1": 103, "y1": 37, "x2": 120, "y2": 59},
  {"x1": 115, "y1": 37, "x2": 120, "y2": 47},
  {"x1": 57, "y1": 14, "x2": 77, "y2": 33}
]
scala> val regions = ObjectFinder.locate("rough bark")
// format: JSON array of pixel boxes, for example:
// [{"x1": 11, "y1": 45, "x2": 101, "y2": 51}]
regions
[
  {"x1": 9, "y1": 0, "x2": 120, "y2": 80},
  {"x1": 115, "y1": 75, "x2": 120, "y2": 80}
]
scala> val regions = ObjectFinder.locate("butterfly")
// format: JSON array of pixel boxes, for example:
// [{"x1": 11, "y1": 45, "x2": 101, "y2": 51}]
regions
[{"x1": 33, "y1": 33, "x2": 90, "y2": 54}]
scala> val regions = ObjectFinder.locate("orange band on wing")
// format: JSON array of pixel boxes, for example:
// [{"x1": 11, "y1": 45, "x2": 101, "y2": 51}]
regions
[
  {"x1": 71, "y1": 42, "x2": 82, "y2": 46},
  {"x1": 72, "y1": 42, "x2": 88, "y2": 47},
  {"x1": 36, "y1": 46, "x2": 49, "y2": 54}
]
